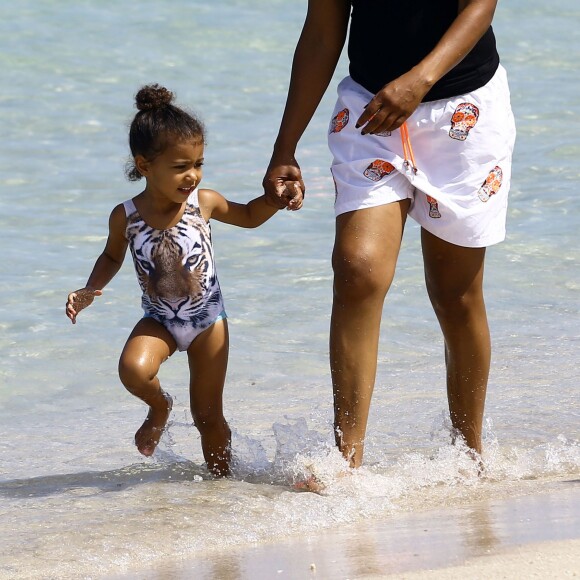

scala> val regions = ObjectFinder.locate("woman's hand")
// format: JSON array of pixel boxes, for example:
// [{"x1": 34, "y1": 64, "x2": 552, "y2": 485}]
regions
[
  {"x1": 355, "y1": 69, "x2": 433, "y2": 135},
  {"x1": 65, "y1": 287, "x2": 102, "y2": 324},
  {"x1": 356, "y1": 0, "x2": 498, "y2": 136}
]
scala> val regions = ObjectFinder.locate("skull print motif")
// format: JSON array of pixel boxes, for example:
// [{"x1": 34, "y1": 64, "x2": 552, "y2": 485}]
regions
[
  {"x1": 477, "y1": 166, "x2": 503, "y2": 202},
  {"x1": 426, "y1": 195, "x2": 441, "y2": 218},
  {"x1": 363, "y1": 160, "x2": 396, "y2": 181},
  {"x1": 449, "y1": 103, "x2": 480, "y2": 141},
  {"x1": 330, "y1": 108, "x2": 350, "y2": 134}
]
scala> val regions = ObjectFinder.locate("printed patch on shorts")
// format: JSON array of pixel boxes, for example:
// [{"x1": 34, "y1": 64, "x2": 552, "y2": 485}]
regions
[
  {"x1": 330, "y1": 108, "x2": 349, "y2": 134},
  {"x1": 449, "y1": 103, "x2": 480, "y2": 141},
  {"x1": 363, "y1": 160, "x2": 395, "y2": 181},
  {"x1": 478, "y1": 166, "x2": 503, "y2": 202},
  {"x1": 426, "y1": 195, "x2": 441, "y2": 218}
]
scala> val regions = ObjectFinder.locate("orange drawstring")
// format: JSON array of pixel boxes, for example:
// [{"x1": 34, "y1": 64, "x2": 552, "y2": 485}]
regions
[{"x1": 400, "y1": 122, "x2": 417, "y2": 173}]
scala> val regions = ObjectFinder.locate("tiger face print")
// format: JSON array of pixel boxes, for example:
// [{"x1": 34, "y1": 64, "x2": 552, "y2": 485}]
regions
[{"x1": 125, "y1": 200, "x2": 223, "y2": 329}]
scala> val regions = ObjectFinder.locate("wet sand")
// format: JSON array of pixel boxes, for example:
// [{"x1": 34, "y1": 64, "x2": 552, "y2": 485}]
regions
[{"x1": 118, "y1": 481, "x2": 579, "y2": 579}]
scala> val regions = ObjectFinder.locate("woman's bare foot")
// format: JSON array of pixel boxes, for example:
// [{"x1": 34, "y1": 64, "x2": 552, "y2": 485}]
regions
[
  {"x1": 466, "y1": 448, "x2": 486, "y2": 476},
  {"x1": 134, "y1": 392, "x2": 173, "y2": 456}
]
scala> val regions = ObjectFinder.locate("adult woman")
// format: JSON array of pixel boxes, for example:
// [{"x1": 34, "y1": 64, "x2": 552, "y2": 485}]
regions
[{"x1": 263, "y1": 0, "x2": 515, "y2": 467}]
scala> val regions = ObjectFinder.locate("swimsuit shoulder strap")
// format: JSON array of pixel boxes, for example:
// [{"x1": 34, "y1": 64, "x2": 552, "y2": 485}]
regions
[
  {"x1": 188, "y1": 188, "x2": 200, "y2": 209},
  {"x1": 123, "y1": 198, "x2": 137, "y2": 217}
]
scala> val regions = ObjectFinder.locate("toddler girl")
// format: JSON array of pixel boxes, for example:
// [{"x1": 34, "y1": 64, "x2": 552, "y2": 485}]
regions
[{"x1": 66, "y1": 84, "x2": 301, "y2": 476}]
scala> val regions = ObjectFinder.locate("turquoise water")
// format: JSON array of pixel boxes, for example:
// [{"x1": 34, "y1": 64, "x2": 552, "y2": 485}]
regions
[{"x1": 1, "y1": 1, "x2": 579, "y2": 578}]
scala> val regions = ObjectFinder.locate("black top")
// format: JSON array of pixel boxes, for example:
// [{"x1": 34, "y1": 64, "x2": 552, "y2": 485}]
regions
[{"x1": 347, "y1": 0, "x2": 500, "y2": 101}]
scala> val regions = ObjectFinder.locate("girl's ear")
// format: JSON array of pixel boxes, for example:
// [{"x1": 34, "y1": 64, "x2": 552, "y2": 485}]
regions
[{"x1": 134, "y1": 155, "x2": 150, "y2": 177}]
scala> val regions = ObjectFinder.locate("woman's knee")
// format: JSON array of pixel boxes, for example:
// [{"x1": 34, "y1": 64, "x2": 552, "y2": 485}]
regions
[
  {"x1": 332, "y1": 246, "x2": 393, "y2": 302},
  {"x1": 427, "y1": 281, "x2": 484, "y2": 324}
]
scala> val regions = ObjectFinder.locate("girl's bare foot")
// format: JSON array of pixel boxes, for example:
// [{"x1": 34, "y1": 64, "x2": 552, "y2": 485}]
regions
[{"x1": 134, "y1": 392, "x2": 173, "y2": 456}]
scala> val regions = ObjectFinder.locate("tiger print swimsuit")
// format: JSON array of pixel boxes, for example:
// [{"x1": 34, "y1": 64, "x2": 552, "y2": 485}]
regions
[{"x1": 123, "y1": 190, "x2": 226, "y2": 351}]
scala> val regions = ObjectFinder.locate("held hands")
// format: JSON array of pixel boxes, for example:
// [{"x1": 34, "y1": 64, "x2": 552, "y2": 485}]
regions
[
  {"x1": 263, "y1": 153, "x2": 305, "y2": 211},
  {"x1": 356, "y1": 69, "x2": 432, "y2": 135},
  {"x1": 282, "y1": 181, "x2": 304, "y2": 211},
  {"x1": 65, "y1": 287, "x2": 102, "y2": 324}
]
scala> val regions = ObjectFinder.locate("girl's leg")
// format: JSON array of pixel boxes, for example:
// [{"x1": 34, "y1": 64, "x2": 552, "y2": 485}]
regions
[
  {"x1": 421, "y1": 228, "x2": 490, "y2": 454},
  {"x1": 118, "y1": 318, "x2": 176, "y2": 456},
  {"x1": 331, "y1": 200, "x2": 410, "y2": 467},
  {"x1": 187, "y1": 319, "x2": 231, "y2": 477}
]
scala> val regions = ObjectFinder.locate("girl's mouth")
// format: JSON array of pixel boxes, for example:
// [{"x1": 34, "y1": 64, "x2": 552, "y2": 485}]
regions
[{"x1": 178, "y1": 185, "x2": 195, "y2": 195}]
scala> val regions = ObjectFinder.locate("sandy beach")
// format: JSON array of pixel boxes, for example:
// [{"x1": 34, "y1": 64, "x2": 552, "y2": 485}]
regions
[
  {"x1": 111, "y1": 481, "x2": 579, "y2": 579},
  {"x1": 388, "y1": 540, "x2": 580, "y2": 579}
]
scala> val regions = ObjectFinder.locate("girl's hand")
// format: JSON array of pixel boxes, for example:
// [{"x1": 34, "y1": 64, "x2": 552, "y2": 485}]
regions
[
  {"x1": 66, "y1": 287, "x2": 102, "y2": 324},
  {"x1": 283, "y1": 181, "x2": 304, "y2": 211}
]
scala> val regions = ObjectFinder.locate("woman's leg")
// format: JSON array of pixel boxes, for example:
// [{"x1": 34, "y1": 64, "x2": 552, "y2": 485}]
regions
[
  {"x1": 421, "y1": 228, "x2": 490, "y2": 454},
  {"x1": 187, "y1": 319, "x2": 231, "y2": 477},
  {"x1": 331, "y1": 200, "x2": 410, "y2": 467},
  {"x1": 118, "y1": 318, "x2": 176, "y2": 456}
]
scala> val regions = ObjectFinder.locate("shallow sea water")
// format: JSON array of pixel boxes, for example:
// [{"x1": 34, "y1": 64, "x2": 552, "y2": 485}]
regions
[{"x1": 0, "y1": 1, "x2": 579, "y2": 578}]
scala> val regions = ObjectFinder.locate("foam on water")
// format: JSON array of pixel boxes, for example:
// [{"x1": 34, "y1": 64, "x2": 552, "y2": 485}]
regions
[{"x1": 1, "y1": 411, "x2": 578, "y2": 579}]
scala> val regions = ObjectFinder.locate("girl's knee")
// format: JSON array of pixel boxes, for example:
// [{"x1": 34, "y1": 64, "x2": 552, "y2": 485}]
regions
[{"x1": 118, "y1": 355, "x2": 156, "y2": 391}]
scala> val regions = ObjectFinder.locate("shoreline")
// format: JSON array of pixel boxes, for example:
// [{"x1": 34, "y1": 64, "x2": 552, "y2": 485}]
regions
[
  {"x1": 383, "y1": 539, "x2": 580, "y2": 579},
  {"x1": 115, "y1": 481, "x2": 579, "y2": 579}
]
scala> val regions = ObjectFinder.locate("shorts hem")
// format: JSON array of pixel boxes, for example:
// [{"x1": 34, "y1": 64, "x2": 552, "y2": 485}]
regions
[
  {"x1": 334, "y1": 196, "x2": 406, "y2": 217},
  {"x1": 419, "y1": 222, "x2": 506, "y2": 248}
]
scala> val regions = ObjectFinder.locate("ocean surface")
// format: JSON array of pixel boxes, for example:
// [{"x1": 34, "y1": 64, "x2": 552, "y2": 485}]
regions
[{"x1": 1, "y1": 1, "x2": 579, "y2": 578}]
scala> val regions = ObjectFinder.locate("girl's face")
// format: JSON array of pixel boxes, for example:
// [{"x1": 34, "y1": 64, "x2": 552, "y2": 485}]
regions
[{"x1": 137, "y1": 139, "x2": 204, "y2": 204}]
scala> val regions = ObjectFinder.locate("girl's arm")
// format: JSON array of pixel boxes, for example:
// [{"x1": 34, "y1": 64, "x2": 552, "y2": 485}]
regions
[
  {"x1": 66, "y1": 204, "x2": 129, "y2": 324},
  {"x1": 357, "y1": 0, "x2": 499, "y2": 134},
  {"x1": 263, "y1": 0, "x2": 351, "y2": 206},
  {"x1": 198, "y1": 188, "x2": 298, "y2": 229}
]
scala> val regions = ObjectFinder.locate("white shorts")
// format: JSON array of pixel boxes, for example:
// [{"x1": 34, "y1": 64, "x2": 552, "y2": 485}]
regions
[{"x1": 328, "y1": 65, "x2": 516, "y2": 247}]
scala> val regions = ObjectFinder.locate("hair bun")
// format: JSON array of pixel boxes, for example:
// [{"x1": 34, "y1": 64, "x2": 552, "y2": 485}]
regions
[{"x1": 135, "y1": 84, "x2": 174, "y2": 112}]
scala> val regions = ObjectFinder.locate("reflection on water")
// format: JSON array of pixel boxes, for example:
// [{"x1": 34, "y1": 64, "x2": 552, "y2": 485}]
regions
[{"x1": 142, "y1": 485, "x2": 577, "y2": 580}]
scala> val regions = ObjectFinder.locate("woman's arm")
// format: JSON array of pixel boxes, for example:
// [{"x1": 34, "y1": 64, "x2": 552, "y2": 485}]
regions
[
  {"x1": 263, "y1": 0, "x2": 351, "y2": 205},
  {"x1": 66, "y1": 204, "x2": 128, "y2": 323},
  {"x1": 357, "y1": 0, "x2": 498, "y2": 135}
]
